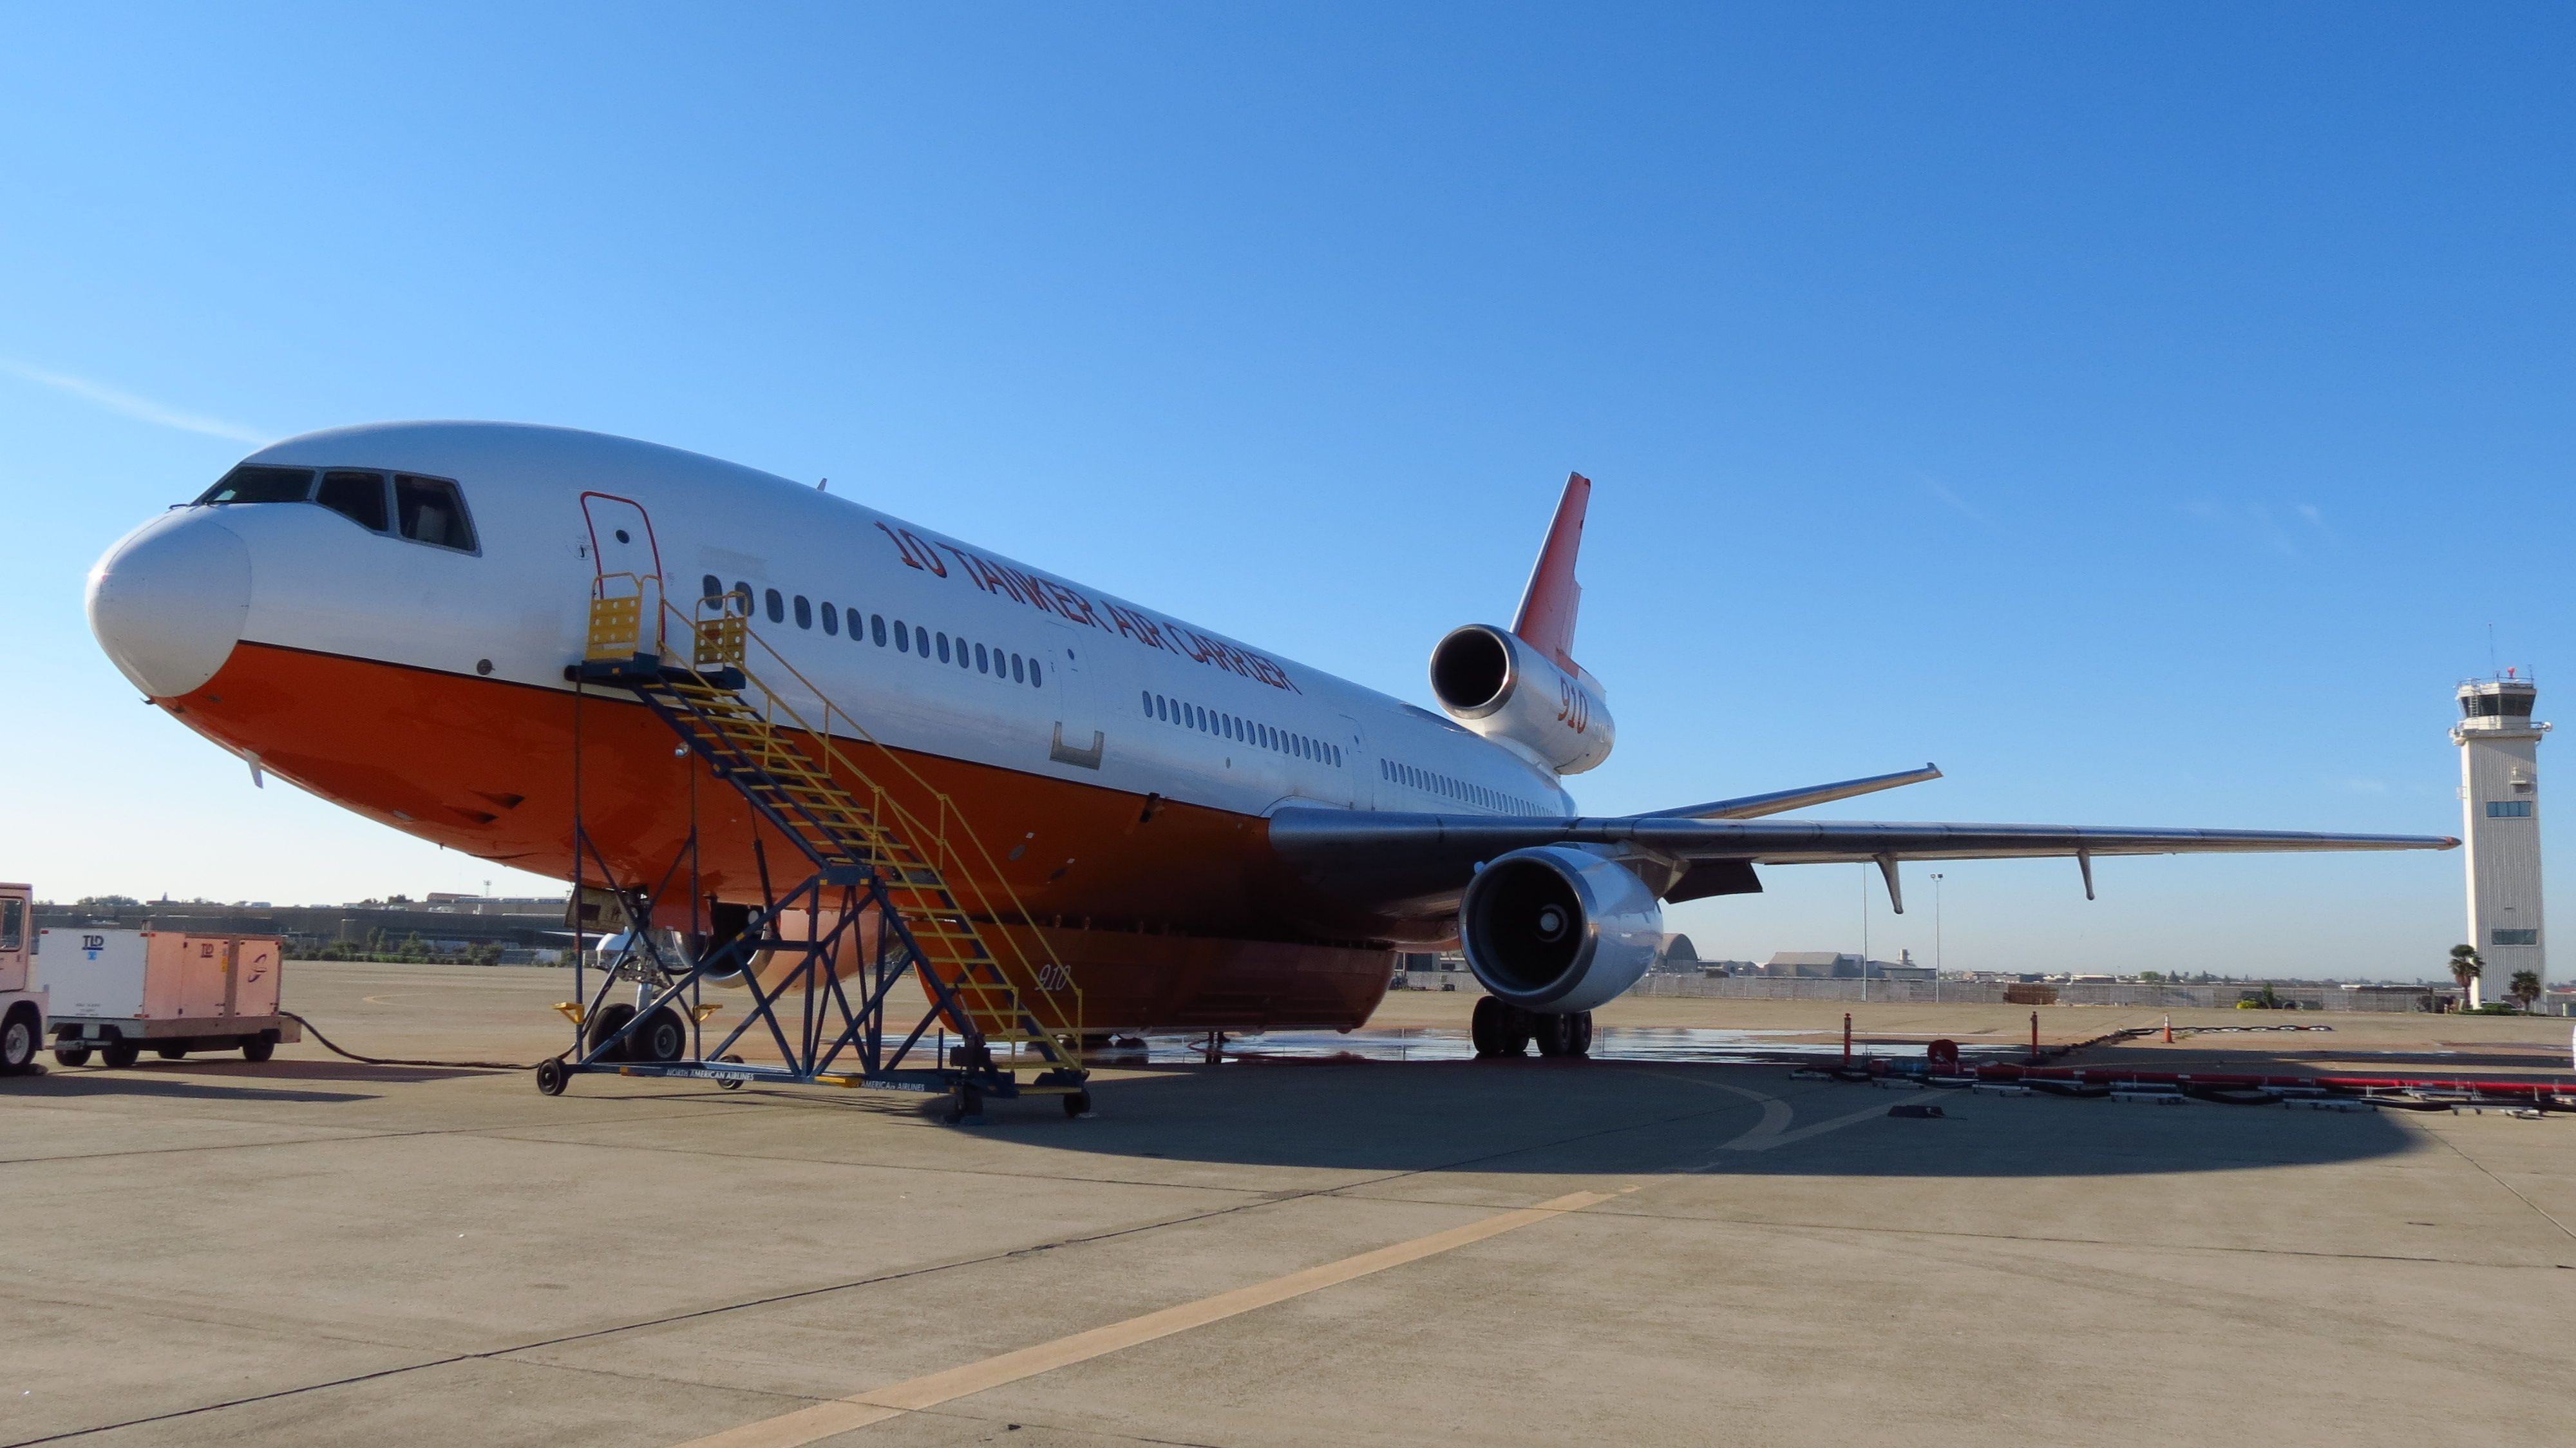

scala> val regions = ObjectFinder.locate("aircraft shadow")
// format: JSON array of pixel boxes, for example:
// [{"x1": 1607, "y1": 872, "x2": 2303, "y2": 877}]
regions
[{"x1": 1007, "y1": 1058, "x2": 2420, "y2": 1178}]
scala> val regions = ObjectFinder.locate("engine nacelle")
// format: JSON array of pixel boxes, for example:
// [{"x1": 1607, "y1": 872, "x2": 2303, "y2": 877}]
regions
[
  {"x1": 1459, "y1": 846, "x2": 1663, "y2": 1013},
  {"x1": 1428, "y1": 625, "x2": 1614, "y2": 774}
]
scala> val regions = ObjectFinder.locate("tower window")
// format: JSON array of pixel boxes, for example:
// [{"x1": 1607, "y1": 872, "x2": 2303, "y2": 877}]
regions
[
  {"x1": 2486, "y1": 800, "x2": 2534, "y2": 818},
  {"x1": 2492, "y1": 928, "x2": 2539, "y2": 946}
]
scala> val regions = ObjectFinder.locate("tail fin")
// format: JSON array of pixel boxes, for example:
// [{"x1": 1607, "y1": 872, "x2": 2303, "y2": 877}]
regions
[{"x1": 1511, "y1": 472, "x2": 1590, "y2": 675}]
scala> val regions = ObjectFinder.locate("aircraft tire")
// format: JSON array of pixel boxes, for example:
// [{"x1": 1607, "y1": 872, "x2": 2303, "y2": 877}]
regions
[
  {"x1": 585, "y1": 1003, "x2": 637, "y2": 1063},
  {"x1": 1569, "y1": 1011, "x2": 1595, "y2": 1056},
  {"x1": 632, "y1": 1006, "x2": 688, "y2": 1064},
  {"x1": 1499, "y1": 1006, "x2": 1533, "y2": 1058},
  {"x1": 1532, "y1": 1013, "x2": 1578, "y2": 1058},
  {"x1": 1470, "y1": 996, "x2": 1508, "y2": 1056}
]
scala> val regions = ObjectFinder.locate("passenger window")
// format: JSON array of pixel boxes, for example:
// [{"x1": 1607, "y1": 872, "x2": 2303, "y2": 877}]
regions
[
  {"x1": 312, "y1": 471, "x2": 389, "y2": 531},
  {"x1": 936, "y1": 633, "x2": 951, "y2": 663},
  {"x1": 1029, "y1": 660, "x2": 1042, "y2": 687},
  {"x1": 1141, "y1": 691, "x2": 1153, "y2": 713},
  {"x1": 794, "y1": 596, "x2": 813, "y2": 629},
  {"x1": 766, "y1": 589, "x2": 786, "y2": 624},
  {"x1": 393, "y1": 475, "x2": 477, "y2": 551},
  {"x1": 733, "y1": 582, "x2": 753, "y2": 613},
  {"x1": 1012, "y1": 653, "x2": 1025, "y2": 682},
  {"x1": 196, "y1": 465, "x2": 312, "y2": 505},
  {"x1": 979, "y1": 644, "x2": 992, "y2": 674},
  {"x1": 893, "y1": 620, "x2": 909, "y2": 653},
  {"x1": 872, "y1": 614, "x2": 887, "y2": 646},
  {"x1": 701, "y1": 574, "x2": 723, "y2": 600}
]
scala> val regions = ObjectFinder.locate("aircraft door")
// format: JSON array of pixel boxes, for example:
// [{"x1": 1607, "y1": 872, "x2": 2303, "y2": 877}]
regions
[
  {"x1": 580, "y1": 493, "x2": 665, "y2": 653},
  {"x1": 1334, "y1": 712, "x2": 1367, "y2": 808},
  {"x1": 1041, "y1": 621, "x2": 1106, "y2": 770}
]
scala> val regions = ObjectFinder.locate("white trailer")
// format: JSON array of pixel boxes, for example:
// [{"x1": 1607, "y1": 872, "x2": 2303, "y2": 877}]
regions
[
  {"x1": 0, "y1": 884, "x2": 42, "y2": 1072},
  {"x1": 40, "y1": 927, "x2": 301, "y2": 1068}
]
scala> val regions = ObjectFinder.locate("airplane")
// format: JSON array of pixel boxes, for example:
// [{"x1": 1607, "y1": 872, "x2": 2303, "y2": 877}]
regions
[{"x1": 85, "y1": 422, "x2": 2455, "y2": 1058}]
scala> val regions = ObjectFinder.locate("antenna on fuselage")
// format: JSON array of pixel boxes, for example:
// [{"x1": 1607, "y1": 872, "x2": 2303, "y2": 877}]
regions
[{"x1": 818, "y1": 477, "x2": 829, "y2": 492}]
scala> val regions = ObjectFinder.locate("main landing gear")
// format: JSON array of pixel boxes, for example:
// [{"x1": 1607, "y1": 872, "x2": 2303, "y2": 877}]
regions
[{"x1": 1471, "y1": 996, "x2": 1593, "y2": 1059}]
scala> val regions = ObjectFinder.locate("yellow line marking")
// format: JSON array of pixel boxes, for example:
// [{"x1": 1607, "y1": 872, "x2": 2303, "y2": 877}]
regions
[{"x1": 672, "y1": 1188, "x2": 1625, "y2": 1448}]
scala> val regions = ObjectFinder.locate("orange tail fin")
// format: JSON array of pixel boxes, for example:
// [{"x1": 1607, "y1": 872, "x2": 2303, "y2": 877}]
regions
[{"x1": 1511, "y1": 472, "x2": 1590, "y2": 674}]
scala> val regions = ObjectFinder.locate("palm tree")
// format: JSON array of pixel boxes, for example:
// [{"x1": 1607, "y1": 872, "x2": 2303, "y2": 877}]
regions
[
  {"x1": 2447, "y1": 944, "x2": 2483, "y2": 1009},
  {"x1": 2508, "y1": 969, "x2": 2542, "y2": 1013}
]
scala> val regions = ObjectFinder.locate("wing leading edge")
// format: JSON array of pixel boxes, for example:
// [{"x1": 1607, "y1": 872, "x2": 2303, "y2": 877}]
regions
[{"x1": 1267, "y1": 808, "x2": 2457, "y2": 917}]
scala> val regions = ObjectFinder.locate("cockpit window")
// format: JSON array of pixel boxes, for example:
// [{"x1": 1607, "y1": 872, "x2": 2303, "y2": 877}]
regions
[
  {"x1": 394, "y1": 474, "x2": 477, "y2": 552},
  {"x1": 316, "y1": 471, "x2": 390, "y2": 532},
  {"x1": 196, "y1": 466, "x2": 312, "y2": 505}
]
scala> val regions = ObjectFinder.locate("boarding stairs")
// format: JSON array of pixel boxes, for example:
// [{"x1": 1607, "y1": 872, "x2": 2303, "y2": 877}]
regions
[{"x1": 547, "y1": 575, "x2": 1085, "y2": 1116}]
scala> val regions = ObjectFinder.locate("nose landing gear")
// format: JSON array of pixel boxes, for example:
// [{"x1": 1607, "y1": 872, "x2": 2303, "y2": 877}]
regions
[{"x1": 1470, "y1": 996, "x2": 1593, "y2": 1059}]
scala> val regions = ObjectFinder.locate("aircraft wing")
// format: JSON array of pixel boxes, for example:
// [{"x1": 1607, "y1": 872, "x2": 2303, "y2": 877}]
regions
[{"x1": 1268, "y1": 808, "x2": 2457, "y2": 913}]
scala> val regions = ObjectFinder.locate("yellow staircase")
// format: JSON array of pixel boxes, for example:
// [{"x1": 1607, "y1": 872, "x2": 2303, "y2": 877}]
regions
[{"x1": 585, "y1": 576, "x2": 1083, "y2": 1090}]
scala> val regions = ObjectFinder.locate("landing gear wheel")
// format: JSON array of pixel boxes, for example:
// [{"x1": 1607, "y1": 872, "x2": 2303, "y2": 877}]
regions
[
  {"x1": 53, "y1": 1044, "x2": 92, "y2": 1068},
  {"x1": 1532, "y1": 1013, "x2": 1578, "y2": 1058},
  {"x1": 1499, "y1": 1005, "x2": 1533, "y2": 1057},
  {"x1": 241, "y1": 1036, "x2": 275, "y2": 1063},
  {"x1": 534, "y1": 1058, "x2": 568, "y2": 1096},
  {"x1": 632, "y1": 1006, "x2": 687, "y2": 1064},
  {"x1": 1471, "y1": 995, "x2": 1509, "y2": 1056},
  {"x1": 585, "y1": 1002, "x2": 637, "y2": 1062},
  {"x1": 1063, "y1": 1089, "x2": 1093, "y2": 1118},
  {"x1": 715, "y1": 1054, "x2": 746, "y2": 1090},
  {"x1": 1568, "y1": 1011, "x2": 1594, "y2": 1057},
  {"x1": 0, "y1": 1011, "x2": 35, "y2": 1072},
  {"x1": 100, "y1": 1038, "x2": 140, "y2": 1069},
  {"x1": 154, "y1": 1043, "x2": 189, "y2": 1061}
]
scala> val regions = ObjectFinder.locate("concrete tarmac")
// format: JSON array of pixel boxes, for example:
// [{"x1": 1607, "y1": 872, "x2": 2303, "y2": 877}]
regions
[{"x1": 4, "y1": 963, "x2": 2571, "y2": 1447}]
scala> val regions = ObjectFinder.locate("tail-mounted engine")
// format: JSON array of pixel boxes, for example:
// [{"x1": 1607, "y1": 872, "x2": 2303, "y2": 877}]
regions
[
  {"x1": 1458, "y1": 846, "x2": 1663, "y2": 1013},
  {"x1": 1428, "y1": 624, "x2": 1614, "y2": 774}
]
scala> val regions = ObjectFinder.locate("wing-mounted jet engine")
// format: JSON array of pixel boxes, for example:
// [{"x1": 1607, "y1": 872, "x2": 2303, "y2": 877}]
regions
[{"x1": 1459, "y1": 846, "x2": 1663, "y2": 1015}]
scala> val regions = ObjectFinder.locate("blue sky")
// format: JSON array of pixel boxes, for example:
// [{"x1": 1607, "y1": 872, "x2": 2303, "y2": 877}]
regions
[{"x1": 3, "y1": 5, "x2": 2568, "y2": 978}]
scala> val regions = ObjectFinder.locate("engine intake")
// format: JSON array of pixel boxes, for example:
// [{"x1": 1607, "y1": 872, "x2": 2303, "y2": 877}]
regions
[
  {"x1": 1428, "y1": 625, "x2": 1613, "y2": 774},
  {"x1": 1459, "y1": 846, "x2": 1663, "y2": 1013}
]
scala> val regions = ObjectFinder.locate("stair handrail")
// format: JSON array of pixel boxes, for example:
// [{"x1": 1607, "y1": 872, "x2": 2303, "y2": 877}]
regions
[{"x1": 652, "y1": 591, "x2": 1083, "y2": 1062}]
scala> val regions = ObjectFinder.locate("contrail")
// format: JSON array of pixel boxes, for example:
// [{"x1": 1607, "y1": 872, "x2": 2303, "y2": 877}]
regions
[{"x1": 0, "y1": 357, "x2": 267, "y2": 443}]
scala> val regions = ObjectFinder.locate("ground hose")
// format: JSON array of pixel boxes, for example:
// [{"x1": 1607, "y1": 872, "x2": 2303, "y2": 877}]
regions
[{"x1": 281, "y1": 1011, "x2": 558, "y2": 1072}]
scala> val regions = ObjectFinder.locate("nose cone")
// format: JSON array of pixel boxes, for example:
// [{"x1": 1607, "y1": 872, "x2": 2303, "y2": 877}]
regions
[{"x1": 88, "y1": 510, "x2": 251, "y2": 698}]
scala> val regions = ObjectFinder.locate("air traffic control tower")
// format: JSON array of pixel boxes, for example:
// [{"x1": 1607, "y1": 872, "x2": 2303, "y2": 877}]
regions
[{"x1": 2452, "y1": 676, "x2": 2548, "y2": 1005}]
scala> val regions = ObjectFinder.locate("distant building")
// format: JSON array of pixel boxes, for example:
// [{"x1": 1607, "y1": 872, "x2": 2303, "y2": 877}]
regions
[{"x1": 1754, "y1": 950, "x2": 1933, "y2": 981}]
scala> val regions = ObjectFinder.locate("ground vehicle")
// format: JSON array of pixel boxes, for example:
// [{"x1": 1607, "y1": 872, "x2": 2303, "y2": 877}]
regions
[
  {"x1": 39, "y1": 928, "x2": 300, "y2": 1067},
  {"x1": 0, "y1": 884, "x2": 43, "y2": 1072}
]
